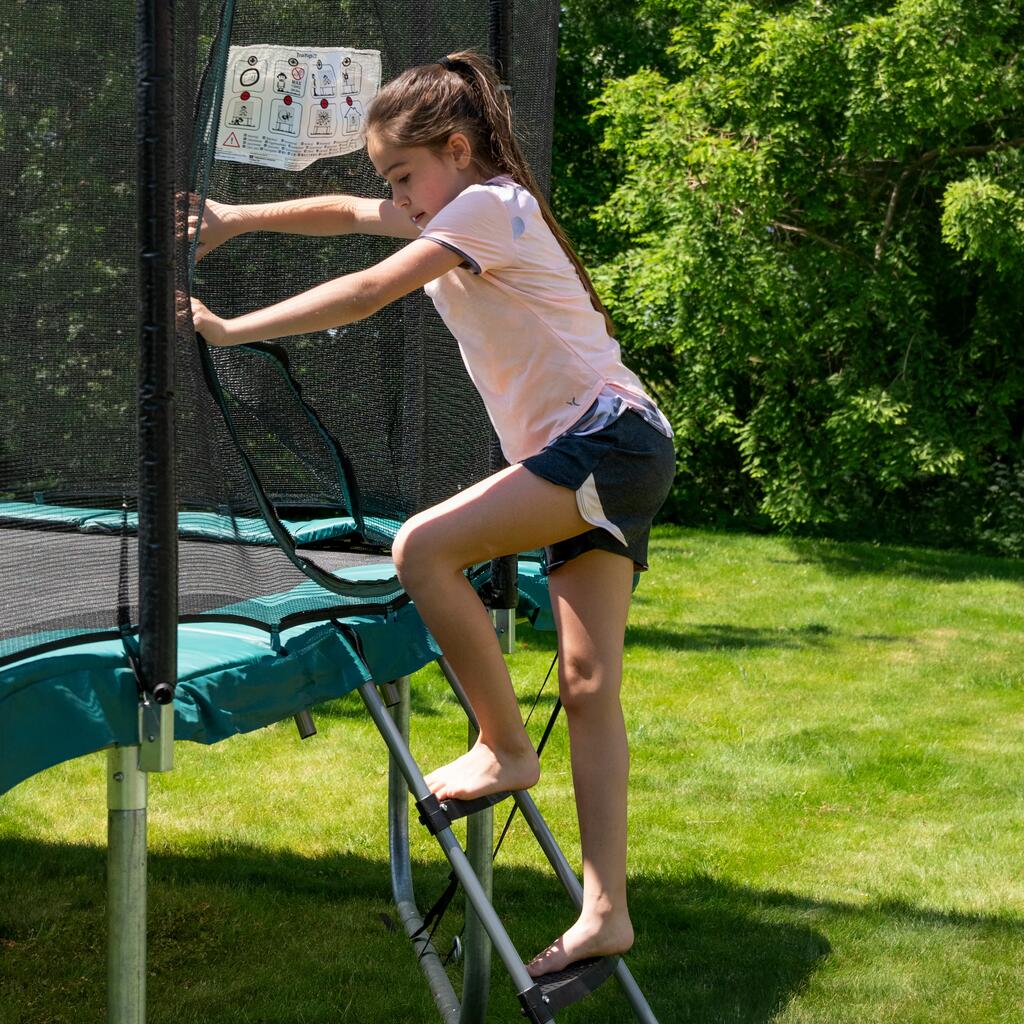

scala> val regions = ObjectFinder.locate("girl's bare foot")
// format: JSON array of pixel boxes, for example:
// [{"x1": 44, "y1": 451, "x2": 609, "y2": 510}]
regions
[
  {"x1": 424, "y1": 740, "x2": 540, "y2": 802},
  {"x1": 526, "y1": 912, "x2": 634, "y2": 978}
]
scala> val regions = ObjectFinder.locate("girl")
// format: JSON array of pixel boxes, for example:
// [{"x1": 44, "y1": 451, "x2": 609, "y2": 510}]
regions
[{"x1": 190, "y1": 51, "x2": 675, "y2": 977}]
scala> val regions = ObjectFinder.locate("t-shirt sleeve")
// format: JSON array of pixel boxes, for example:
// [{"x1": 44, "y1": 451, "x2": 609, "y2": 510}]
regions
[{"x1": 418, "y1": 186, "x2": 515, "y2": 275}]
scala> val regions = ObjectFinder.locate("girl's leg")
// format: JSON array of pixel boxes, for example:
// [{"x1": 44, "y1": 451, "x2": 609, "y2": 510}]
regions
[
  {"x1": 527, "y1": 547, "x2": 636, "y2": 977},
  {"x1": 392, "y1": 463, "x2": 591, "y2": 802}
]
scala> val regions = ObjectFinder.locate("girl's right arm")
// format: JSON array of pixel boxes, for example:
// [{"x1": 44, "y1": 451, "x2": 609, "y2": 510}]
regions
[{"x1": 189, "y1": 194, "x2": 419, "y2": 261}]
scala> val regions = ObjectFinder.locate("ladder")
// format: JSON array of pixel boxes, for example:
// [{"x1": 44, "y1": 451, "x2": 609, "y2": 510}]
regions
[{"x1": 357, "y1": 657, "x2": 661, "y2": 1023}]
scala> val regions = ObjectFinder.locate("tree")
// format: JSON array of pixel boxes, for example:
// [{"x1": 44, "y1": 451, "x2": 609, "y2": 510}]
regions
[{"x1": 568, "y1": 0, "x2": 1024, "y2": 552}]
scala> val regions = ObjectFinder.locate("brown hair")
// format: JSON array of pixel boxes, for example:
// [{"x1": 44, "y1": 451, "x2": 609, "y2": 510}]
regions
[{"x1": 365, "y1": 50, "x2": 616, "y2": 337}]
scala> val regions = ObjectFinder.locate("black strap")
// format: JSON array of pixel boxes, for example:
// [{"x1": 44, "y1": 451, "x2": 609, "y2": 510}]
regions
[
  {"x1": 492, "y1": 652, "x2": 560, "y2": 859},
  {"x1": 409, "y1": 869, "x2": 460, "y2": 959}
]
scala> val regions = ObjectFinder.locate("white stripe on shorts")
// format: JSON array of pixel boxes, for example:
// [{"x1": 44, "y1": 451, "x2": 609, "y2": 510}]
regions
[{"x1": 575, "y1": 473, "x2": 628, "y2": 546}]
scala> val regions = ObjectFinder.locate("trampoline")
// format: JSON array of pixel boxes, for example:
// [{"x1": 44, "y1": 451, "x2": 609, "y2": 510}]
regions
[{"x1": 0, "y1": 1, "x2": 659, "y2": 1021}]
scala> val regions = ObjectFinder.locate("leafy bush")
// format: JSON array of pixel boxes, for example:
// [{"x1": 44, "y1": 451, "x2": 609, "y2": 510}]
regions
[{"x1": 557, "y1": 0, "x2": 1024, "y2": 552}]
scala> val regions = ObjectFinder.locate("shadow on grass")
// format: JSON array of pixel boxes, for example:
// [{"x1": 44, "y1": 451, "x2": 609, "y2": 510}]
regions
[
  {"x1": 520, "y1": 614, "x2": 856, "y2": 655},
  {"x1": 2, "y1": 831, "x2": 1021, "y2": 1024},
  {"x1": 626, "y1": 621, "x2": 837, "y2": 652},
  {"x1": 626, "y1": 618, "x2": 901, "y2": 651},
  {"x1": 0, "y1": 834, "x2": 822, "y2": 1024},
  {"x1": 781, "y1": 537, "x2": 1024, "y2": 585}
]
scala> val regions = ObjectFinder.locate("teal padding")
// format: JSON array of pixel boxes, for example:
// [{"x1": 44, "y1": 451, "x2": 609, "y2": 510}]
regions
[
  {"x1": 83, "y1": 511, "x2": 367, "y2": 546},
  {"x1": 172, "y1": 622, "x2": 370, "y2": 744},
  {"x1": 0, "y1": 501, "x2": 401, "y2": 548},
  {"x1": 0, "y1": 556, "x2": 555, "y2": 795},
  {"x1": 83, "y1": 510, "x2": 273, "y2": 543},
  {"x1": 290, "y1": 516, "x2": 401, "y2": 548},
  {"x1": 0, "y1": 607, "x2": 440, "y2": 796},
  {"x1": 0, "y1": 501, "x2": 110, "y2": 528},
  {"x1": 515, "y1": 559, "x2": 556, "y2": 632},
  {"x1": 330, "y1": 603, "x2": 441, "y2": 683},
  {"x1": 211, "y1": 563, "x2": 405, "y2": 620},
  {"x1": 362, "y1": 516, "x2": 402, "y2": 544},
  {"x1": 0, "y1": 628, "x2": 104, "y2": 662},
  {"x1": 0, "y1": 641, "x2": 138, "y2": 795}
]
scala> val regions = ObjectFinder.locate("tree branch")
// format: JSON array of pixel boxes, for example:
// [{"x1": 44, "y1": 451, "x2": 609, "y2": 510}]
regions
[
  {"x1": 911, "y1": 135, "x2": 1024, "y2": 169},
  {"x1": 875, "y1": 164, "x2": 916, "y2": 261},
  {"x1": 874, "y1": 137, "x2": 1024, "y2": 261},
  {"x1": 770, "y1": 221, "x2": 872, "y2": 267}
]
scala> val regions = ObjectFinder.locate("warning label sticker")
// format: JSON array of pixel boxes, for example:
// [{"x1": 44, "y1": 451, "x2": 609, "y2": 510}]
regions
[{"x1": 215, "y1": 45, "x2": 382, "y2": 171}]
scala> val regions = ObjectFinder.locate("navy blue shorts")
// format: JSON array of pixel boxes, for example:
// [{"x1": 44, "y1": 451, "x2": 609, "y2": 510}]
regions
[{"x1": 521, "y1": 410, "x2": 676, "y2": 573}]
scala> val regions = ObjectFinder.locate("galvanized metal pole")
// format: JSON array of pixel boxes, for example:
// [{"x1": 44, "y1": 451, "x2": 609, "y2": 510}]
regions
[
  {"x1": 107, "y1": 744, "x2": 147, "y2": 1024},
  {"x1": 461, "y1": 720, "x2": 493, "y2": 1022},
  {"x1": 386, "y1": 678, "x2": 462, "y2": 1023}
]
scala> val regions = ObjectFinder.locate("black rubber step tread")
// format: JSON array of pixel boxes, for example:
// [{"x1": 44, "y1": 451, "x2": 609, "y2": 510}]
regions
[
  {"x1": 534, "y1": 955, "x2": 618, "y2": 1013},
  {"x1": 437, "y1": 790, "x2": 513, "y2": 823}
]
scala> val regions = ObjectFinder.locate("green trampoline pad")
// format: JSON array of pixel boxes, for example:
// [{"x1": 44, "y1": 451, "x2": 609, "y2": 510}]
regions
[
  {"x1": 0, "y1": 501, "x2": 401, "y2": 546},
  {"x1": 0, "y1": 557, "x2": 554, "y2": 796},
  {"x1": 0, "y1": 601, "x2": 439, "y2": 795}
]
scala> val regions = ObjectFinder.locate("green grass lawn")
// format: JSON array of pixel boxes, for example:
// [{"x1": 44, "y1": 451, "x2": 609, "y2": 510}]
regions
[{"x1": 3, "y1": 526, "x2": 1024, "y2": 1023}]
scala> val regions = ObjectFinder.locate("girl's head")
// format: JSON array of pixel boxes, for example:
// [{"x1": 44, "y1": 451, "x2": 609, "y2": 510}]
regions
[
  {"x1": 365, "y1": 51, "x2": 616, "y2": 336},
  {"x1": 365, "y1": 52, "x2": 507, "y2": 183}
]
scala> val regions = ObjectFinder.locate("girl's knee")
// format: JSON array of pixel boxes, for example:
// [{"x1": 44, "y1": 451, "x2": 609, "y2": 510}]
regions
[
  {"x1": 558, "y1": 653, "x2": 621, "y2": 713},
  {"x1": 392, "y1": 515, "x2": 459, "y2": 590},
  {"x1": 392, "y1": 517, "x2": 427, "y2": 589}
]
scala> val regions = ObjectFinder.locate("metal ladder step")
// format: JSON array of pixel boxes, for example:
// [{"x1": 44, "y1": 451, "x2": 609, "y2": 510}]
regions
[
  {"x1": 417, "y1": 789, "x2": 513, "y2": 831},
  {"x1": 533, "y1": 955, "x2": 619, "y2": 1015}
]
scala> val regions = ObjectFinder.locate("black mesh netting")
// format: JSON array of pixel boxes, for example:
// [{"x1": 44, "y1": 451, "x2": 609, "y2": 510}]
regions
[{"x1": 0, "y1": 0, "x2": 558, "y2": 664}]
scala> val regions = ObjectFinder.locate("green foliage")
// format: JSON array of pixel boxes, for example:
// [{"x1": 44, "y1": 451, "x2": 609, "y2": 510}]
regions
[
  {"x1": 556, "y1": 0, "x2": 1024, "y2": 552},
  {"x1": 941, "y1": 150, "x2": 1024, "y2": 279},
  {"x1": 552, "y1": 0, "x2": 682, "y2": 263}
]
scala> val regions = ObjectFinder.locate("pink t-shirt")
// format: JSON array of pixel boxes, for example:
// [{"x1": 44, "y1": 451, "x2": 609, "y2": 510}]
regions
[{"x1": 419, "y1": 177, "x2": 666, "y2": 463}]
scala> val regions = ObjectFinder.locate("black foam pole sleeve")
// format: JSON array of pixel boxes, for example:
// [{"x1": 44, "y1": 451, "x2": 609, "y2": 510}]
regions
[
  {"x1": 488, "y1": 0, "x2": 512, "y2": 83},
  {"x1": 486, "y1": 0, "x2": 518, "y2": 613},
  {"x1": 136, "y1": 0, "x2": 178, "y2": 705}
]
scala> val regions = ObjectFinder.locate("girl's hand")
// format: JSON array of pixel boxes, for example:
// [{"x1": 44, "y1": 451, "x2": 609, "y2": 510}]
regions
[
  {"x1": 188, "y1": 195, "x2": 247, "y2": 263},
  {"x1": 190, "y1": 297, "x2": 235, "y2": 346}
]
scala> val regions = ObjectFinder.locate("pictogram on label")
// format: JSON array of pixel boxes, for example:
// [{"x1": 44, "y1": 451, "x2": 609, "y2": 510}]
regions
[{"x1": 215, "y1": 43, "x2": 381, "y2": 171}]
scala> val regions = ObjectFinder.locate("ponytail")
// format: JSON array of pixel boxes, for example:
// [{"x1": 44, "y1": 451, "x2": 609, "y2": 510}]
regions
[{"x1": 365, "y1": 51, "x2": 617, "y2": 338}]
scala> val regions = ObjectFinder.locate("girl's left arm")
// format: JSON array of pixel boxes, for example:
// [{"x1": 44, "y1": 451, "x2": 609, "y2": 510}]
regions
[{"x1": 191, "y1": 238, "x2": 461, "y2": 346}]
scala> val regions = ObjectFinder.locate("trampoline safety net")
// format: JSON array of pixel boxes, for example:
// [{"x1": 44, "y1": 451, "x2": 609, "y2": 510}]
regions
[{"x1": 0, "y1": 0, "x2": 559, "y2": 665}]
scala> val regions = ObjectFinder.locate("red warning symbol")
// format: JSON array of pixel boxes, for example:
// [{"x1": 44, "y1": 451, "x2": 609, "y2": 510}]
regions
[{"x1": 222, "y1": 131, "x2": 241, "y2": 148}]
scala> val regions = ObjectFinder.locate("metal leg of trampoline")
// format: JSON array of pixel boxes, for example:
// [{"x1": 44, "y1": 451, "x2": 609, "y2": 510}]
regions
[
  {"x1": 360, "y1": 681, "x2": 547, "y2": 1016},
  {"x1": 461, "y1": 719, "x2": 493, "y2": 1023},
  {"x1": 436, "y1": 657, "x2": 661, "y2": 1024},
  {"x1": 385, "y1": 677, "x2": 493, "y2": 1024},
  {"x1": 107, "y1": 744, "x2": 147, "y2": 1024},
  {"x1": 386, "y1": 677, "x2": 462, "y2": 1023}
]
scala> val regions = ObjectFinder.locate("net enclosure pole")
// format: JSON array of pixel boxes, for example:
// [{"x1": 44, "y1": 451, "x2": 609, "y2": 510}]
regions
[
  {"x1": 484, "y1": 0, "x2": 518, "y2": 654},
  {"x1": 108, "y1": 3, "x2": 178, "y2": 1022},
  {"x1": 136, "y1": 0, "x2": 178, "y2": 725}
]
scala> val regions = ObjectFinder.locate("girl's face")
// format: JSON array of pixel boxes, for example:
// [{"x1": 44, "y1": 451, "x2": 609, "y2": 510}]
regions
[{"x1": 368, "y1": 132, "x2": 485, "y2": 228}]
